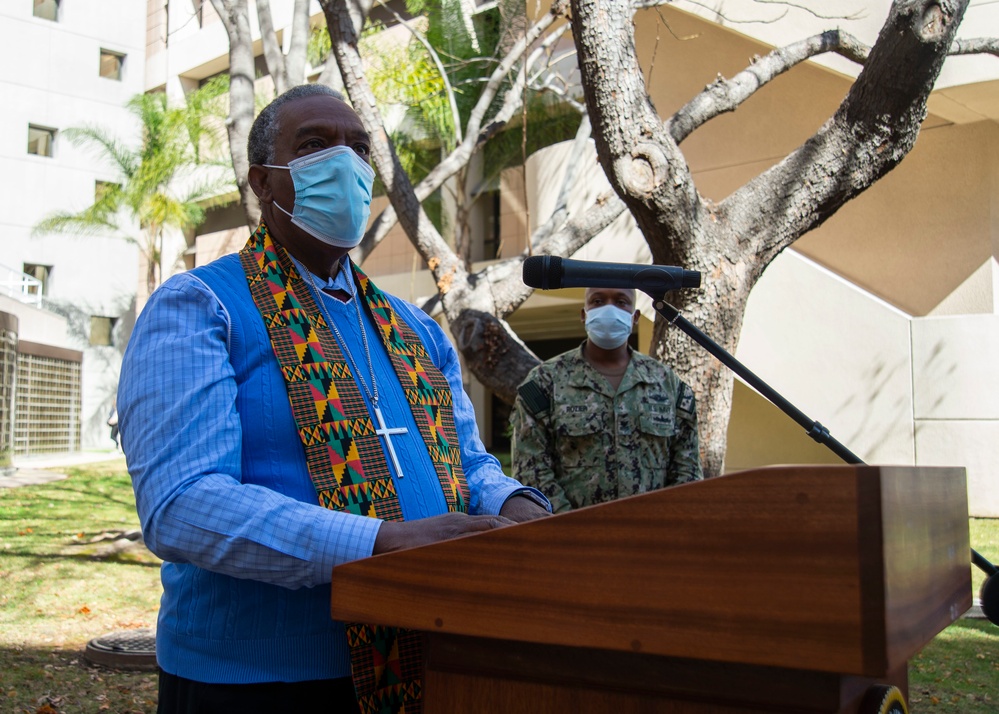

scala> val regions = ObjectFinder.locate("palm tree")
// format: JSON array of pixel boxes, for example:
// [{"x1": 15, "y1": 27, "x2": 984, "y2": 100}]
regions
[{"x1": 34, "y1": 80, "x2": 234, "y2": 296}]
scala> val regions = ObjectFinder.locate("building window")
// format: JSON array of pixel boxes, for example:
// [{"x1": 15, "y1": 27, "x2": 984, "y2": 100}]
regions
[
  {"x1": 27, "y1": 125, "x2": 56, "y2": 157},
  {"x1": 33, "y1": 0, "x2": 59, "y2": 21},
  {"x1": 95, "y1": 180, "x2": 120, "y2": 202},
  {"x1": 100, "y1": 49, "x2": 126, "y2": 80},
  {"x1": 90, "y1": 316, "x2": 118, "y2": 347},
  {"x1": 481, "y1": 189, "x2": 502, "y2": 260},
  {"x1": 22, "y1": 264, "x2": 52, "y2": 297}
]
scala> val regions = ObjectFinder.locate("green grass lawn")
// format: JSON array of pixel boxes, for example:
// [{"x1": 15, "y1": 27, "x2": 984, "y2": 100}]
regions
[
  {"x1": 0, "y1": 459, "x2": 160, "y2": 713},
  {"x1": 909, "y1": 517, "x2": 999, "y2": 712},
  {"x1": 1, "y1": 460, "x2": 996, "y2": 712}
]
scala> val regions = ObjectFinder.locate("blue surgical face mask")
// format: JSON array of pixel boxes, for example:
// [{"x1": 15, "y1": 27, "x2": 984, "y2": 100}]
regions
[
  {"x1": 585, "y1": 304, "x2": 634, "y2": 349},
  {"x1": 265, "y1": 145, "x2": 375, "y2": 249}
]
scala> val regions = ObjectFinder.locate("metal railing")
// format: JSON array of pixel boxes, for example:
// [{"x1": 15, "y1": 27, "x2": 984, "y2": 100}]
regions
[{"x1": 0, "y1": 264, "x2": 44, "y2": 307}]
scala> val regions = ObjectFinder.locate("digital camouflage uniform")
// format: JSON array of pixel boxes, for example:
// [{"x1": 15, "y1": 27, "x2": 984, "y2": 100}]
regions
[{"x1": 510, "y1": 344, "x2": 702, "y2": 513}]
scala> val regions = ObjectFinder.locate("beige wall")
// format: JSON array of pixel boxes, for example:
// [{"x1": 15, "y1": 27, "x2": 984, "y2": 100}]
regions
[
  {"x1": 359, "y1": 196, "x2": 423, "y2": 276},
  {"x1": 794, "y1": 121, "x2": 999, "y2": 316},
  {"x1": 0, "y1": 295, "x2": 72, "y2": 348},
  {"x1": 912, "y1": 314, "x2": 999, "y2": 516},
  {"x1": 729, "y1": 250, "x2": 999, "y2": 516},
  {"x1": 630, "y1": 6, "x2": 999, "y2": 318},
  {"x1": 733, "y1": 250, "x2": 917, "y2": 469},
  {"x1": 497, "y1": 167, "x2": 528, "y2": 258}
]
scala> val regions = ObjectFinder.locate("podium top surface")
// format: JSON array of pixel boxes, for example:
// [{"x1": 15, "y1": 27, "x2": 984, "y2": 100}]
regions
[{"x1": 330, "y1": 465, "x2": 971, "y2": 676}]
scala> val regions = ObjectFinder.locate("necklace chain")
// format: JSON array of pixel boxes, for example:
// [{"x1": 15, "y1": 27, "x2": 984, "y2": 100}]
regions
[{"x1": 306, "y1": 267, "x2": 379, "y2": 407}]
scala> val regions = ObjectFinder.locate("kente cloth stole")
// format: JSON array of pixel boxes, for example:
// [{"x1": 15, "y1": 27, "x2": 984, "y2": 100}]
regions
[{"x1": 239, "y1": 223, "x2": 469, "y2": 714}]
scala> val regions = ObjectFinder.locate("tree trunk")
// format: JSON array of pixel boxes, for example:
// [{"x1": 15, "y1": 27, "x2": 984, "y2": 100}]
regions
[
  {"x1": 257, "y1": 0, "x2": 290, "y2": 94},
  {"x1": 256, "y1": 0, "x2": 312, "y2": 94},
  {"x1": 569, "y1": 0, "x2": 969, "y2": 476},
  {"x1": 209, "y1": 0, "x2": 261, "y2": 229}
]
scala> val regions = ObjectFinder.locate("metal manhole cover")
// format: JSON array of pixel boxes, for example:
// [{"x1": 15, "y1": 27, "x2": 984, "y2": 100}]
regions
[{"x1": 84, "y1": 628, "x2": 157, "y2": 671}]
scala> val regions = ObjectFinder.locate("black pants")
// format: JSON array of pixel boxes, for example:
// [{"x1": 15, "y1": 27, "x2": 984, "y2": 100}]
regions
[{"x1": 157, "y1": 670, "x2": 361, "y2": 714}]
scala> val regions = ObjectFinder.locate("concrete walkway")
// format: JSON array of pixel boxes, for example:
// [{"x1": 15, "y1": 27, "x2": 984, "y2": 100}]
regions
[{"x1": 0, "y1": 450, "x2": 125, "y2": 488}]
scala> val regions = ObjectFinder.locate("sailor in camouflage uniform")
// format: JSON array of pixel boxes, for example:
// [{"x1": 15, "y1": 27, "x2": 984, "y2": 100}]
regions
[{"x1": 511, "y1": 286, "x2": 702, "y2": 513}]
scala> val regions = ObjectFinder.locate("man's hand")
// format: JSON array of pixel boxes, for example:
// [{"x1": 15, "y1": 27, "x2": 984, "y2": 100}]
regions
[
  {"x1": 373, "y1": 512, "x2": 514, "y2": 555},
  {"x1": 499, "y1": 494, "x2": 552, "y2": 523}
]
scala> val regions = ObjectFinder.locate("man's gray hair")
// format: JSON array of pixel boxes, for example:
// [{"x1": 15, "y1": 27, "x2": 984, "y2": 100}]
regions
[{"x1": 247, "y1": 84, "x2": 347, "y2": 166}]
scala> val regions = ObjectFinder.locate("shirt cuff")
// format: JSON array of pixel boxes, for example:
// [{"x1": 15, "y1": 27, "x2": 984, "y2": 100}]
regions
[
  {"x1": 312, "y1": 509, "x2": 383, "y2": 584},
  {"x1": 502, "y1": 487, "x2": 553, "y2": 513}
]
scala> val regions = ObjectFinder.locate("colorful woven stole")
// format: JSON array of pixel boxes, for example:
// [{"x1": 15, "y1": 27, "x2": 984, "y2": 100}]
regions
[{"x1": 239, "y1": 223, "x2": 469, "y2": 714}]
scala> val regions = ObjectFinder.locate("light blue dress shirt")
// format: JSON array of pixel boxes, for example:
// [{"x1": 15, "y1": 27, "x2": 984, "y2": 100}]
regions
[{"x1": 119, "y1": 255, "x2": 547, "y2": 591}]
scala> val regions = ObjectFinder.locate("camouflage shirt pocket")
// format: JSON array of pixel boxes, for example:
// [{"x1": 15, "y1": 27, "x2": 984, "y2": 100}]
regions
[
  {"x1": 554, "y1": 408, "x2": 608, "y2": 471},
  {"x1": 635, "y1": 412, "x2": 675, "y2": 486},
  {"x1": 639, "y1": 412, "x2": 676, "y2": 438}
]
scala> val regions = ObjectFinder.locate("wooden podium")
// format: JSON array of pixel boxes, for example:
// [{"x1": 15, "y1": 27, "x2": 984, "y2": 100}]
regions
[{"x1": 330, "y1": 465, "x2": 971, "y2": 713}]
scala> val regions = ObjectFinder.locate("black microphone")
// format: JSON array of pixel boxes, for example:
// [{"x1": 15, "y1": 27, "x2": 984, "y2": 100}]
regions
[{"x1": 523, "y1": 256, "x2": 700, "y2": 294}]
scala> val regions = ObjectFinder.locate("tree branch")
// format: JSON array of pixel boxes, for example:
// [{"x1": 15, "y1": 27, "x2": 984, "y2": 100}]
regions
[
  {"x1": 257, "y1": 0, "x2": 289, "y2": 94},
  {"x1": 208, "y1": 0, "x2": 260, "y2": 229},
  {"x1": 950, "y1": 36, "x2": 999, "y2": 57},
  {"x1": 570, "y1": 0, "x2": 702, "y2": 259},
  {"x1": 669, "y1": 30, "x2": 870, "y2": 143},
  {"x1": 321, "y1": 0, "x2": 471, "y2": 305},
  {"x1": 353, "y1": 8, "x2": 569, "y2": 262},
  {"x1": 286, "y1": 0, "x2": 311, "y2": 83},
  {"x1": 721, "y1": 0, "x2": 971, "y2": 279}
]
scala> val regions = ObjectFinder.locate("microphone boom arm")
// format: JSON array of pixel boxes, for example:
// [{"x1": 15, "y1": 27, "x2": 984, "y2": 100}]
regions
[
  {"x1": 653, "y1": 299, "x2": 862, "y2": 464},
  {"x1": 652, "y1": 296, "x2": 998, "y2": 613}
]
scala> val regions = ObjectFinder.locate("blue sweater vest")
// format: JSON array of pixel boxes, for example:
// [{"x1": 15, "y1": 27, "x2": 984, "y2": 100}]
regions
[{"x1": 156, "y1": 255, "x2": 352, "y2": 683}]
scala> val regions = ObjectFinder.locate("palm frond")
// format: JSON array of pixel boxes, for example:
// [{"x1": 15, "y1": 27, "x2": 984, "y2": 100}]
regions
[
  {"x1": 32, "y1": 209, "x2": 125, "y2": 240},
  {"x1": 62, "y1": 126, "x2": 139, "y2": 178},
  {"x1": 32, "y1": 88, "x2": 238, "y2": 291}
]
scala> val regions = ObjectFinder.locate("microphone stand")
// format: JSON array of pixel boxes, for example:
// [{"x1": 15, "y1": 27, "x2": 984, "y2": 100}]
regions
[{"x1": 651, "y1": 295, "x2": 999, "y2": 625}]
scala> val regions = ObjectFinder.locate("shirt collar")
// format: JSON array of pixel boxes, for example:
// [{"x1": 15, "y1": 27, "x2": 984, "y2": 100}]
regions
[{"x1": 289, "y1": 253, "x2": 355, "y2": 297}]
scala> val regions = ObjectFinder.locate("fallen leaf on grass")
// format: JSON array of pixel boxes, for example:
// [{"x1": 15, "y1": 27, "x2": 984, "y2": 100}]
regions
[{"x1": 78, "y1": 606, "x2": 91, "y2": 615}]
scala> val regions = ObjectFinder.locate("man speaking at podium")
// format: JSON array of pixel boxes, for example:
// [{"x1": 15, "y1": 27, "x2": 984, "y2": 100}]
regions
[
  {"x1": 117, "y1": 84, "x2": 549, "y2": 714},
  {"x1": 510, "y1": 286, "x2": 702, "y2": 513}
]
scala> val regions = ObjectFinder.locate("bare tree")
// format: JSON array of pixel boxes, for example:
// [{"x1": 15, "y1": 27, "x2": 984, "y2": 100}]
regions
[
  {"x1": 208, "y1": 0, "x2": 260, "y2": 227},
  {"x1": 321, "y1": 0, "x2": 626, "y2": 400},
  {"x1": 323, "y1": 0, "x2": 998, "y2": 478},
  {"x1": 257, "y1": 0, "x2": 311, "y2": 94},
  {"x1": 569, "y1": 0, "x2": 988, "y2": 475},
  {"x1": 208, "y1": 0, "x2": 318, "y2": 228}
]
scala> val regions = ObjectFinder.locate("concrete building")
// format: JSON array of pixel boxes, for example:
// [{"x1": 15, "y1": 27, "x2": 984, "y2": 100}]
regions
[{"x1": 1, "y1": 0, "x2": 146, "y2": 450}]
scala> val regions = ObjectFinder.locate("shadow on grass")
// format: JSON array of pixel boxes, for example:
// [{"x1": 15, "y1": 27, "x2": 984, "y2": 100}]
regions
[
  {"x1": 0, "y1": 644, "x2": 158, "y2": 714},
  {"x1": 1, "y1": 550, "x2": 162, "y2": 568},
  {"x1": 0, "y1": 478, "x2": 141, "y2": 518},
  {"x1": 910, "y1": 618, "x2": 999, "y2": 713}
]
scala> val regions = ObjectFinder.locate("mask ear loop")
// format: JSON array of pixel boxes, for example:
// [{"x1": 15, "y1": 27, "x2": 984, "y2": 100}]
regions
[
  {"x1": 258, "y1": 162, "x2": 295, "y2": 218},
  {"x1": 272, "y1": 201, "x2": 295, "y2": 219}
]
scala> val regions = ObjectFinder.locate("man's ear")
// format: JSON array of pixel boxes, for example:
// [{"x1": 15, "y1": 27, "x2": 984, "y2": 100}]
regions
[
  {"x1": 248, "y1": 165, "x2": 272, "y2": 203},
  {"x1": 632, "y1": 309, "x2": 641, "y2": 328},
  {"x1": 580, "y1": 307, "x2": 587, "y2": 324}
]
